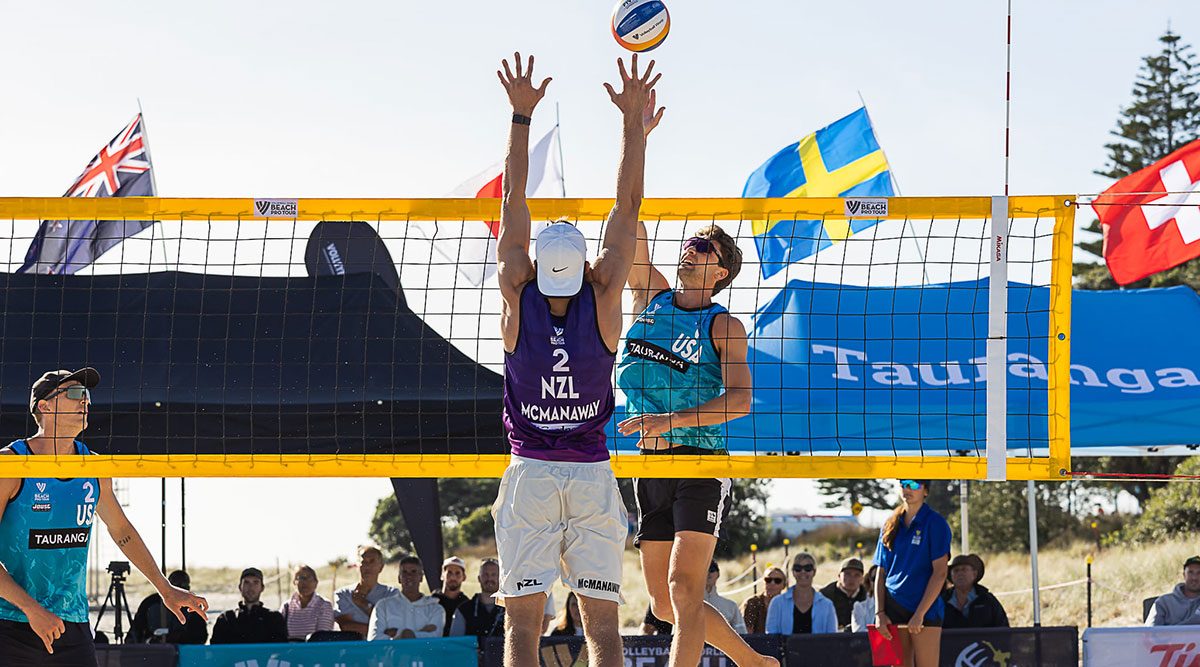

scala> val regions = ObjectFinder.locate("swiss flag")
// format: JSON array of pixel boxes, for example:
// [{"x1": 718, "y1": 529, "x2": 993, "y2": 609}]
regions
[
  {"x1": 422, "y1": 127, "x2": 563, "y2": 286},
  {"x1": 1093, "y1": 138, "x2": 1200, "y2": 285}
]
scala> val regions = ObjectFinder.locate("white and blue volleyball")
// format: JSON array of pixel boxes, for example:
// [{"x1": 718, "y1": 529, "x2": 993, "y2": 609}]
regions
[{"x1": 611, "y1": 0, "x2": 670, "y2": 52}]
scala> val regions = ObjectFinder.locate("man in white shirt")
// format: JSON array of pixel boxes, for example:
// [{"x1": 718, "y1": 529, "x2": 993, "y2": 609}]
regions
[
  {"x1": 367, "y1": 556, "x2": 444, "y2": 640},
  {"x1": 705, "y1": 561, "x2": 747, "y2": 634}
]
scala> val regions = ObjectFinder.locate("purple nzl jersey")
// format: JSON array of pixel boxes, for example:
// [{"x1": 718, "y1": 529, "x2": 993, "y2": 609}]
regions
[{"x1": 503, "y1": 281, "x2": 615, "y2": 462}]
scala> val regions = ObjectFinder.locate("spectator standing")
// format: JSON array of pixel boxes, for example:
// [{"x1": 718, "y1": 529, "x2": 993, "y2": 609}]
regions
[
  {"x1": 367, "y1": 556, "x2": 443, "y2": 640},
  {"x1": 704, "y1": 562, "x2": 747, "y2": 634},
  {"x1": 819, "y1": 558, "x2": 868, "y2": 631},
  {"x1": 334, "y1": 545, "x2": 398, "y2": 637},
  {"x1": 941, "y1": 555, "x2": 1008, "y2": 629},
  {"x1": 1146, "y1": 555, "x2": 1200, "y2": 626},
  {"x1": 280, "y1": 565, "x2": 334, "y2": 640},
  {"x1": 741, "y1": 567, "x2": 787, "y2": 634},
  {"x1": 851, "y1": 565, "x2": 880, "y2": 632},
  {"x1": 873, "y1": 479, "x2": 951, "y2": 667},
  {"x1": 549, "y1": 592, "x2": 584, "y2": 637},
  {"x1": 131, "y1": 570, "x2": 208, "y2": 644},
  {"x1": 434, "y1": 557, "x2": 469, "y2": 637},
  {"x1": 766, "y1": 553, "x2": 837, "y2": 634},
  {"x1": 450, "y1": 558, "x2": 505, "y2": 639},
  {"x1": 210, "y1": 568, "x2": 288, "y2": 645}
]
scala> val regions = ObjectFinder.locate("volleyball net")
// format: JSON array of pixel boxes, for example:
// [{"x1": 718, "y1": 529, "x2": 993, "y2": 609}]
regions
[{"x1": 0, "y1": 196, "x2": 1073, "y2": 480}]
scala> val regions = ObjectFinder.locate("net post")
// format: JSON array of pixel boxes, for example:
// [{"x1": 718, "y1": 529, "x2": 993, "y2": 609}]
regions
[{"x1": 986, "y1": 196, "x2": 1009, "y2": 481}]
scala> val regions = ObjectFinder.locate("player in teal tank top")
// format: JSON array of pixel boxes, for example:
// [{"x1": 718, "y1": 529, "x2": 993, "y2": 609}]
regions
[
  {"x1": 0, "y1": 368, "x2": 208, "y2": 665},
  {"x1": 619, "y1": 225, "x2": 777, "y2": 667},
  {"x1": 617, "y1": 225, "x2": 776, "y2": 667}
]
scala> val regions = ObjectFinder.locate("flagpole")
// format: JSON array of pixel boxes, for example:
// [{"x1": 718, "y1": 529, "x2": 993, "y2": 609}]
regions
[
  {"x1": 137, "y1": 99, "x2": 171, "y2": 269},
  {"x1": 857, "y1": 93, "x2": 930, "y2": 283},
  {"x1": 555, "y1": 103, "x2": 567, "y2": 197}
]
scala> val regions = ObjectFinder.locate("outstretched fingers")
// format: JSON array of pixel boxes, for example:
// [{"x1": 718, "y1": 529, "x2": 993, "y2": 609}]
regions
[
  {"x1": 513, "y1": 51, "x2": 523, "y2": 78},
  {"x1": 641, "y1": 58, "x2": 655, "y2": 83}
]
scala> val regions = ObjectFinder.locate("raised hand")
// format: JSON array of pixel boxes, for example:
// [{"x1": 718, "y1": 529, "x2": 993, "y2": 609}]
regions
[
  {"x1": 642, "y1": 88, "x2": 666, "y2": 137},
  {"x1": 604, "y1": 53, "x2": 662, "y2": 119},
  {"x1": 497, "y1": 52, "x2": 552, "y2": 116}
]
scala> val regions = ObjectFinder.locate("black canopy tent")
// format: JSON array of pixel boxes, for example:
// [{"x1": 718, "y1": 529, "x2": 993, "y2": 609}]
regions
[
  {"x1": 0, "y1": 262, "x2": 505, "y2": 589},
  {"x1": 0, "y1": 271, "x2": 505, "y2": 455}
]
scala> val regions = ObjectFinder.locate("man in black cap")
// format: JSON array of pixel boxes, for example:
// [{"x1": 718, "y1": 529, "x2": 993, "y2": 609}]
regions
[
  {"x1": 132, "y1": 570, "x2": 209, "y2": 644},
  {"x1": 1146, "y1": 555, "x2": 1200, "y2": 626},
  {"x1": 211, "y1": 568, "x2": 288, "y2": 644},
  {"x1": 819, "y1": 557, "x2": 868, "y2": 631},
  {"x1": 0, "y1": 368, "x2": 208, "y2": 664}
]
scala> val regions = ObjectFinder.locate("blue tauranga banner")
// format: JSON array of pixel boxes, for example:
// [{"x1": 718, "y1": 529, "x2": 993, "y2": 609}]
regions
[
  {"x1": 178, "y1": 637, "x2": 478, "y2": 667},
  {"x1": 612, "y1": 280, "x2": 1200, "y2": 454}
]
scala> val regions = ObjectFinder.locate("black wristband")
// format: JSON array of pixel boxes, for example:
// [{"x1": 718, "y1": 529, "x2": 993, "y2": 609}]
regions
[{"x1": 512, "y1": 113, "x2": 532, "y2": 126}]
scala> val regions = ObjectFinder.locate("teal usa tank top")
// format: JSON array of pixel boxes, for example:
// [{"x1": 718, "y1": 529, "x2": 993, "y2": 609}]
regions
[
  {"x1": 0, "y1": 440, "x2": 97, "y2": 624},
  {"x1": 616, "y1": 290, "x2": 728, "y2": 451}
]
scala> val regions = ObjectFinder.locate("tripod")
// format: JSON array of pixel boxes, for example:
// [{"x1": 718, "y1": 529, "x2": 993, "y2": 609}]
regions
[{"x1": 94, "y1": 562, "x2": 134, "y2": 644}]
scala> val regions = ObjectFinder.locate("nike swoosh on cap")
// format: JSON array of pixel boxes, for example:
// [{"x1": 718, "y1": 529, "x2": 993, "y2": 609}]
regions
[{"x1": 551, "y1": 266, "x2": 568, "y2": 273}]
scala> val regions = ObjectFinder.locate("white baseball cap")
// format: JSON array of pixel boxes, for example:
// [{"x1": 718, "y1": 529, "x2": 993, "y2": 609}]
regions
[
  {"x1": 441, "y1": 556, "x2": 466, "y2": 571},
  {"x1": 535, "y1": 222, "x2": 587, "y2": 297}
]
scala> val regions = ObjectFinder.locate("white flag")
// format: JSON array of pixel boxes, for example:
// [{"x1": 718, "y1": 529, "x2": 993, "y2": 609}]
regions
[{"x1": 425, "y1": 127, "x2": 564, "y2": 286}]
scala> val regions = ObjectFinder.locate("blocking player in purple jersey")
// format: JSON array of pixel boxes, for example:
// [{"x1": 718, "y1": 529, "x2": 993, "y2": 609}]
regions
[{"x1": 490, "y1": 52, "x2": 663, "y2": 667}]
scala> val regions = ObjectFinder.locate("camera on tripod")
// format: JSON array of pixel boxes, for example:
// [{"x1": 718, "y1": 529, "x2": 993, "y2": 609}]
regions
[{"x1": 95, "y1": 561, "x2": 134, "y2": 644}]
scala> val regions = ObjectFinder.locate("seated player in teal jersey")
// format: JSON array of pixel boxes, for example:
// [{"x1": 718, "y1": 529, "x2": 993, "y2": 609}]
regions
[
  {"x1": 0, "y1": 369, "x2": 208, "y2": 665},
  {"x1": 616, "y1": 227, "x2": 776, "y2": 667}
]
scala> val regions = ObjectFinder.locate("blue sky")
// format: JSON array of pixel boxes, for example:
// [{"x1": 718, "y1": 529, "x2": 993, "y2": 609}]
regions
[{"x1": 1, "y1": 0, "x2": 1196, "y2": 567}]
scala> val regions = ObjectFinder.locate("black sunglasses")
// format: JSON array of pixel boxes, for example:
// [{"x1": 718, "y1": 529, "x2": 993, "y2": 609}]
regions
[
  {"x1": 44, "y1": 385, "x2": 90, "y2": 402},
  {"x1": 682, "y1": 237, "x2": 727, "y2": 268},
  {"x1": 764, "y1": 577, "x2": 785, "y2": 584},
  {"x1": 793, "y1": 564, "x2": 815, "y2": 573}
]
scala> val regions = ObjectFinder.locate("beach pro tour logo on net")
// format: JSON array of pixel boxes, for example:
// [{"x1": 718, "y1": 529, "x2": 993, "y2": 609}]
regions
[
  {"x1": 252, "y1": 198, "x2": 299, "y2": 218},
  {"x1": 844, "y1": 198, "x2": 889, "y2": 218}
]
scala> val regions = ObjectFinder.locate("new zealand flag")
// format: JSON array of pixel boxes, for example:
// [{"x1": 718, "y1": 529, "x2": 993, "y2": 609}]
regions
[{"x1": 18, "y1": 114, "x2": 156, "y2": 275}]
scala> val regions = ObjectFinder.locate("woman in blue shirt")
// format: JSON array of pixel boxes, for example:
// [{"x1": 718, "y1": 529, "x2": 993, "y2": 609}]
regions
[
  {"x1": 873, "y1": 480, "x2": 951, "y2": 667},
  {"x1": 764, "y1": 553, "x2": 838, "y2": 635}
]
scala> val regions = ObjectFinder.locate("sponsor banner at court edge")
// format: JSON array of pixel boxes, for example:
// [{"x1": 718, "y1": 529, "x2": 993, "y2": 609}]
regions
[{"x1": 1084, "y1": 626, "x2": 1200, "y2": 667}]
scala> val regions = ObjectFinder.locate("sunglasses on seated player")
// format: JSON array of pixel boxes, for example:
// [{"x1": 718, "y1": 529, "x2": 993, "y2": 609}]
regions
[
  {"x1": 764, "y1": 576, "x2": 786, "y2": 584},
  {"x1": 682, "y1": 237, "x2": 726, "y2": 267},
  {"x1": 792, "y1": 564, "x2": 815, "y2": 573},
  {"x1": 899, "y1": 479, "x2": 925, "y2": 490},
  {"x1": 44, "y1": 385, "x2": 91, "y2": 402}
]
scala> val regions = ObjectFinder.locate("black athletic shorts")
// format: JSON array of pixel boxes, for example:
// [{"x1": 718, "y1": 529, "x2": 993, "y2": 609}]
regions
[
  {"x1": 634, "y1": 445, "x2": 731, "y2": 546},
  {"x1": 881, "y1": 592, "x2": 943, "y2": 628},
  {"x1": 0, "y1": 619, "x2": 98, "y2": 666}
]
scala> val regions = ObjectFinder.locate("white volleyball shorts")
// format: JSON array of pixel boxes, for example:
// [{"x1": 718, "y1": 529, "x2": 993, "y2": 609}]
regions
[{"x1": 491, "y1": 455, "x2": 627, "y2": 604}]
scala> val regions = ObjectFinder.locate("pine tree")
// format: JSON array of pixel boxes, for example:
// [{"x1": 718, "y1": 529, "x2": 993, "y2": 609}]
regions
[{"x1": 1076, "y1": 30, "x2": 1200, "y2": 290}]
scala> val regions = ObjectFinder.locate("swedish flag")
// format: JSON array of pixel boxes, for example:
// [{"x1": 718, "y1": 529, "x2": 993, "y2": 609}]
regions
[{"x1": 743, "y1": 107, "x2": 894, "y2": 278}]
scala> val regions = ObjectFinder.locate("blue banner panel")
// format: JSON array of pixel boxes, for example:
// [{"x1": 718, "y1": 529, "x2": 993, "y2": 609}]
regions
[
  {"x1": 179, "y1": 637, "x2": 478, "y2": 667},
  {"x1": 610, "y1": 280, "x2": 1200, "y2": 453}
]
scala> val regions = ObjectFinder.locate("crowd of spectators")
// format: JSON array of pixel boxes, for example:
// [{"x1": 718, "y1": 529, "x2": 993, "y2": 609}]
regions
[{"x1": 126, "y1": 540, "x2": 1200, "y2": 647}]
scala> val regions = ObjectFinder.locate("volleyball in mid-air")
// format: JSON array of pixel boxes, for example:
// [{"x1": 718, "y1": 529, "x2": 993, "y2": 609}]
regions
[{"x1": 611, "y1": 0, "x2": 670, "y2": 52}]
